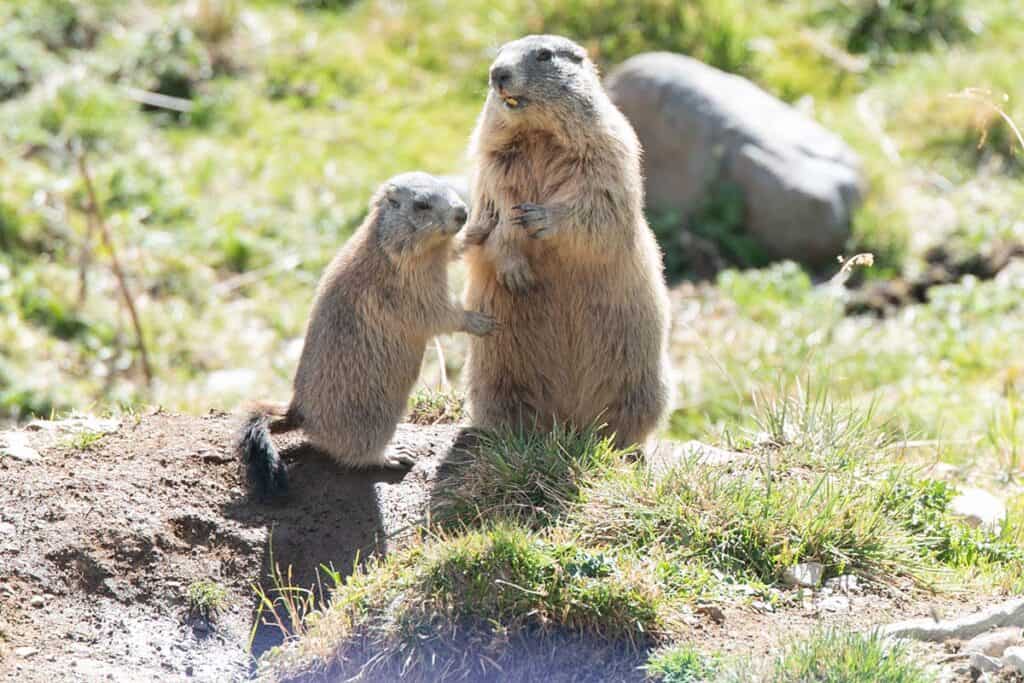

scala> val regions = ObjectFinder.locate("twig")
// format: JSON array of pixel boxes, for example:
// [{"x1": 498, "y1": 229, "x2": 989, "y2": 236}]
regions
[
  {"x1": 123, "y1": 87, "x2": 195, "y2": 113},
  {"x1": 949, "y1": 89, "x2": 1024, "y2": 153},
  {"x1": 856, "y1": 92, "x2": 902, "y2": 164},
  {"x1": 77, "y1": 208, "x2": 95, "y2": 305},
  {"x1": 74, "y1": 148, "x2": 154, "y2": 385},
  {"x1": 434, "y1": 338, "x2": 449, "y2": 390},
  {"x1": 829, "y1": 252, "x2": 874, "y2": 288}
]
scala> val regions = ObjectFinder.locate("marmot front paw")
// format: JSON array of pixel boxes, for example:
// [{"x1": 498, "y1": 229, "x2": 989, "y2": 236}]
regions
[
  {"x1": 496, "y1": 258, "x2": 536, "y2": 293},
  {"x1": 511, "y1": 203, "x2": 553, "y2": 239},
  {"x1": 464, "y1": 311, "x2": 498, "y2": 336}
]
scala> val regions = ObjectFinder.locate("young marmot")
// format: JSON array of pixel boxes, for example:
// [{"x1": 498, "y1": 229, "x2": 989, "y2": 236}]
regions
[
  {"x1": 238, "y1": 172, "x2": 495, "y2": 498},
  {"x1": 461, "y1": 34, "x2": 673, "y2": 448}
]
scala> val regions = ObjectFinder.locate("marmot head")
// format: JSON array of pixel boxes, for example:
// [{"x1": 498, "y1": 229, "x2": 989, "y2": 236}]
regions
[
  {"x1": 370, "y1": 172, "x2": 468, "y2": 259},
  {"x1": 486, "y1": 35, "x2": 600, "y2": 129}
]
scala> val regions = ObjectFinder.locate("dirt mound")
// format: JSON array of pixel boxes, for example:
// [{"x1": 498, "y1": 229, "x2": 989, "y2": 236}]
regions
[{"x1": 0, "y1": 412, "x2": 462, "y2": 682}]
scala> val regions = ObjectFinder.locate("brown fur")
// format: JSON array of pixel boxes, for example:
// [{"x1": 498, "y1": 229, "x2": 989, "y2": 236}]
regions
[
  {"x1": 238, "y1": 173, "x2": 494, "y2": 497},
  {"x1": 462, "y1": 35, "x2": 673, "y2": 448}
]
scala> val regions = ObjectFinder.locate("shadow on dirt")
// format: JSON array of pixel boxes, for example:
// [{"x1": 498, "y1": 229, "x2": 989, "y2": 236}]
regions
[{"x1": 222, "y1": 440, "x2": 411, "y2": 660}]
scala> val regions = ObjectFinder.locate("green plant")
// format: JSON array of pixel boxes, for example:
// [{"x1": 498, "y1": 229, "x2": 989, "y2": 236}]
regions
[
  {"x1": 187, "y1": 579, "x2": 228, "y2": 623},
  {"x1": 407, "y1": 388, "x2": 465, "y2": 425},
  {"x1": 646, "y1": 644, "x2": 719, "y2": 682},
  {"x1": 62, "y1": 429, "x2": 105, "y2": 450}
]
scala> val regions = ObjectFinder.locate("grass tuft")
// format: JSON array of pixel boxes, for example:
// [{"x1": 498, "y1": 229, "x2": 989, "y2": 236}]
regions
[
  {"x1": 763, "y1": 627, "x2": 931, "y2": 682},
  {"x1": 433, "y1": 422, "x2": 628, "y2": 528},
  {"x1": 187, "y1": 579, "x2": 228, "y2": 623}
]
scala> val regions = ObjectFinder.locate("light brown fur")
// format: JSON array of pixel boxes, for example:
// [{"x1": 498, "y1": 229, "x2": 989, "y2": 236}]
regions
[
  {"x1": 462, "y1": 35, "x2": 673, "y2": 448},
  {"x1": 237, "y1": 173, "x2": 493, "y2": 497}
]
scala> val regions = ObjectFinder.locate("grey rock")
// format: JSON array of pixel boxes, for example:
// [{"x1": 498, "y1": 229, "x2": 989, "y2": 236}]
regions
[
  {"x1": 14, "y1": 647, "x2": 38, "y2": 658},
  {"x1": 29, "y1": 595, "x2": 45, "y2": 608},
  {"x1": 1004, "y1": 646, "x2": 1024, "y2": 674},
  {"x1": 782, "y1": 562, "x2": 824, "y2": 588},
  {"x1": 968, "y1": 652, "x2": 1002, "y2": 673},
  {"x1": 950, "y1": 488, "x2": 1006, "y2": 533},
  {"x1": 606, "y1": 53, "x2": 863, "y2": 267},
  {"x1": 962, "y1": 627, "x2": 1023, "y2": 656},
  {"x1": 0, "y1": 522, "x2": 14, "y2": 537},
  {"x1": 883, "y1": 598, "x2": 1024, "y2": 642},
  {"x1": 0, "y1": 432, "x2": 40, "y2": 462}
]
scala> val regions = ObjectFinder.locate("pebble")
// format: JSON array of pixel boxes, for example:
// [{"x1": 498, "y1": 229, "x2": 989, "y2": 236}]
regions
[
  {"x1": 1004, "y1": 646, "x2": 1024, "y2": 674},
  {"x1": 950, "y1": 488, "x2": 1006, "y2": 533},
  {"x1": 0, "y1": 522, "x2": 15, "y2": 537},
  {"x1": 14, "y1": 647, "x2": 38, "y2": 658},
  {"x1": 824, "y1": 574, "x2": 859, "y2": 594},
  {"x1": 817, "y1": 595, "x2": 850, "y2": 612},
  {"x1": 782, "y1": 562, "x2": 824, "y2": 588},
  {"x1": 29, "y1": 595, "x2": 45, "y2": 608}
]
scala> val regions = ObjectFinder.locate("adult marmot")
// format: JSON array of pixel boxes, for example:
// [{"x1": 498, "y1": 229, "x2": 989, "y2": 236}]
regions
[
  {"x1": 461, "y1": 34, "x2": 672, "y2": 448},
  {"x1": 238, "y1": 172, "x2": 495, "y2": 498}
]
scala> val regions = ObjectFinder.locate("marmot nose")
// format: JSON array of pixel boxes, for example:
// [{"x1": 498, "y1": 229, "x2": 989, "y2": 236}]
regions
[
  {"x1": 453, "y1": 206, "x2": 468, "y2": 225},
  {"x1": 490, "y1": 66, "x2": 512, "y2": 90}
]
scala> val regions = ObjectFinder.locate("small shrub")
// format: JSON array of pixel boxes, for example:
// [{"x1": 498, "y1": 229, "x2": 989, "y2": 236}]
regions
[
  {"x1": 13, "y1": 0, "x2": 115, "y2": 53},
  {"x1": 828, "y1": 0, "x2": 970, "y2": 59},
  {"x1": 129, "y1": 25, "x2": 213, "y2": 104},
  {"x1": 0, "y1": 36, "x2": 53, "y2": 102},
  {"x1": 531, "y1": 0, "x2": 754, "y2": 75}
]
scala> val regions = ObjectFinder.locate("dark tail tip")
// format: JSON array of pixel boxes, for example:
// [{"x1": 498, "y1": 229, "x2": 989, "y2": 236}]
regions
[{"x1": 237, "y1": 413, "x2": 288, "y2": 500}]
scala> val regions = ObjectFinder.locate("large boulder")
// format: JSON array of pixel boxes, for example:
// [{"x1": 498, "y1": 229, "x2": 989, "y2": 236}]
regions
[{"x1": 605, "y1": 53, "x2": 864, "y2": 267}]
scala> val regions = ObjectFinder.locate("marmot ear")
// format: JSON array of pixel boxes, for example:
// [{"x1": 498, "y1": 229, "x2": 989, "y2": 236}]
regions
[
  {"x1": 384, "y1": 185, "x2": 401, "y2": 209},
  {"x1": 566, "y1": 46, "x2": 586, "y2": 63}
]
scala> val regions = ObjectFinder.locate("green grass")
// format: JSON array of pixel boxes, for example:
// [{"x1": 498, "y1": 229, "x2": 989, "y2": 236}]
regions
[
  {"x1": 760, "y1": 628, "x2": 932, "y2": 683},
  {"x1": 258, "y1": 392, "x2": 1023, "y2": 679},
  {"x1": 61, "y1": 428, "x2": 106, "y2": 450}
]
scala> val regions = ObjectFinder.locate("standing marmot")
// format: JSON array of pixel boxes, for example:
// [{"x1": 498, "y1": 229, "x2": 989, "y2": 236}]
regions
[
  {"x1": 238, "y1": 172, "x2": 495, "y2": 498},
  {"x1": 461, "y1": 34, "x2": 672, "y2": 448}
]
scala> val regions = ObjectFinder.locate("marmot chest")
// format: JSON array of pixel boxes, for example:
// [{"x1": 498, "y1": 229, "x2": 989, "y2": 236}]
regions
[{"x1": 489, "y1": 139, "x2": 577, "y2": 205}]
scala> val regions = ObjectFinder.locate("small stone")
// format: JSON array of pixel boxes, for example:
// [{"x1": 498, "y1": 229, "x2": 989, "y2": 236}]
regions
[
  {"x1": 696, "y1": 604, "x2": 725, "y2": 624},
  {"x1": 962, "y1": 627, "x2": 1023, "y2": 656},
  {"x1": 29, "y1": 595, "x2": 45, "y2": 608},
  {"x1": 950, "y1": 488, "x2": 1006, "y2": 533},
  {"x1": 969, "y1": 652, "x2": 1002, "y2": 673},
  {"x1": 824, "y1": 574, "x2": 859, "y2": 594},
  {"x1": 782, "y1": 562, "x2": 824, "y2": 588},
  {"x1": 0, "y1": 433, "x2": 40, "y2": 462},
  {"x1": 1004, "y1": 646, "x2": 1024, "y2": 674},
  {"x1": 0, "y1": 522, "x2": 15, "y2": 537},
  {"x1": 14, "y1": 647, "x2": 38, "y2": 658},
  {"x1": 818, "y1": 595, "x2": 850, "y2": 612}
]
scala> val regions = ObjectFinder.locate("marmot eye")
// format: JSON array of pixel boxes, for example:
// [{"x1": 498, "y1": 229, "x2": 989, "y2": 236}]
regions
[
  {"x1": 414, "y1": 200, "x2": 431, "y2": 211},
  {"x1": 536, "y1": 49, "x2": 552, "y2": 62},
  {"x1": 387, "y1": 198, "x2": 400, "y2": 209}
]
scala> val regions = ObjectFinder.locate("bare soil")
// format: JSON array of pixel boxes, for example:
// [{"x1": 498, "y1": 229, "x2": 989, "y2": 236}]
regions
[{"x1": 0, "y1": 412, "x2": 1009, "y2": 682}]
